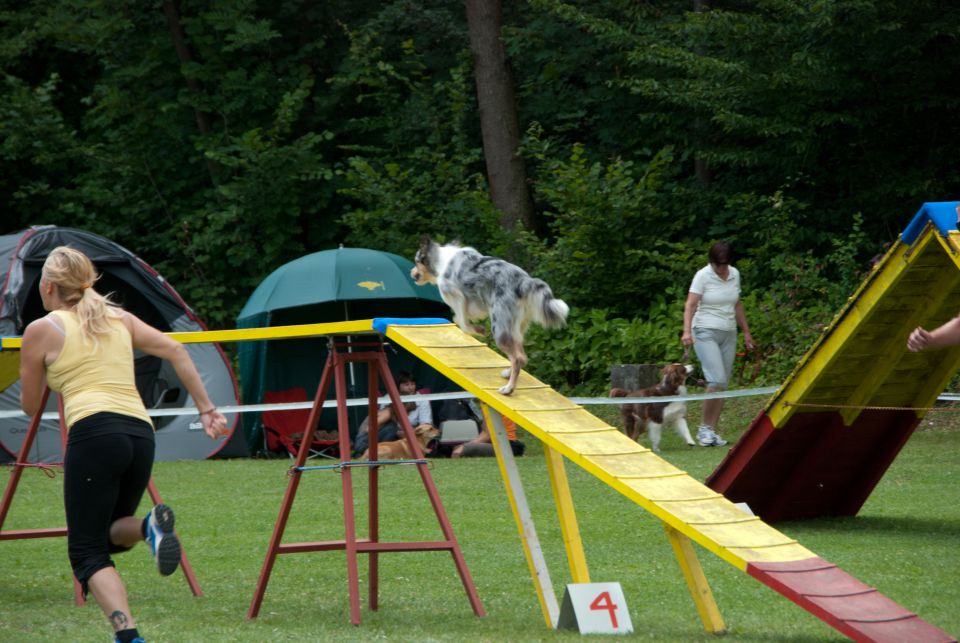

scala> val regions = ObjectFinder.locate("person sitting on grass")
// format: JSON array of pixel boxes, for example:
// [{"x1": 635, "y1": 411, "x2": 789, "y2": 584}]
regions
[{"x1": 452, "y1": 415, "x2": 526, "y2": 458}]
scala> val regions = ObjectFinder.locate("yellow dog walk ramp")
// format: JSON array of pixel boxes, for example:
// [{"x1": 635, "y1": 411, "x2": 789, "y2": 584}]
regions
[{"x1": 376, "y1": 319, "x2": 954, "y2": 643}]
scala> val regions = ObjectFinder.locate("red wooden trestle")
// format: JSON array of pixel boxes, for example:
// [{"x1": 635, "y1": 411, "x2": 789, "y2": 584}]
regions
[
  {"x1": 247, "y1": 336, "x2": 484, "y2": 624},
  {"x1": 0, "y1": 388, "x2": 203, "y2": 604}
]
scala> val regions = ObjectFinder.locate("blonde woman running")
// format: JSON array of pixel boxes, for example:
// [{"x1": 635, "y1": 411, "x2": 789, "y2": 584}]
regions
[{"x1": 19, "y1": 246, "x2": 227, "y2": 643}]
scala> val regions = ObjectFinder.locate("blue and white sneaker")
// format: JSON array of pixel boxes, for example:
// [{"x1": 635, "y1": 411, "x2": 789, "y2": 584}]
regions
[
  {"x1": 144, "y1": 504, "x2": 181, "y2": 576},
  {"x1": 697, "y1": 426, "x2": 714, "y2": 446},
  {"x1": 114, "y1": 637, "x2": 146, "y2": 643},
  {"x1": 697, "y1": 426, "x2": 727, "y2": 447}
]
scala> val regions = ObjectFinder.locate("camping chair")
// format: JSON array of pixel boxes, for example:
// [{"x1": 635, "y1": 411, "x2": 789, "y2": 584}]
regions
[
  {"x1": 439, "y1": 419, "x2": 481, "y2": 449},
  {"x1": 262, "y1": 388, "x2": 338, "y2": 459}
]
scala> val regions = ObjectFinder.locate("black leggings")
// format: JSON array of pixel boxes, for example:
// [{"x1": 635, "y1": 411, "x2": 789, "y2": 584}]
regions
[{"x1": 63, "y1": 413, "x2": 155, "y2": 593}]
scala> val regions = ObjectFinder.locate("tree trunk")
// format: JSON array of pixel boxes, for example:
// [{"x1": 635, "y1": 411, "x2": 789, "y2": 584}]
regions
[
  {"x1": 162, "y1": 0, "x2": 220, "y2": 187},
  {"x1": 464, "y1": 0, "x2": 535, "y2": 233},
  {"x1": 693, "y1": 0, "x2": 712, "y2": 185}
]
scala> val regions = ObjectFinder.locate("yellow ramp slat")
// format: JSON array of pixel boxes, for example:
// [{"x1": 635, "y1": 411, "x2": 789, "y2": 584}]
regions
[
  {"x1": 384, "y1": 322, "x2": 817, "y2": 570},
  {"x1": 0, "y1": 351, "x2": 20, "y2": 393}
]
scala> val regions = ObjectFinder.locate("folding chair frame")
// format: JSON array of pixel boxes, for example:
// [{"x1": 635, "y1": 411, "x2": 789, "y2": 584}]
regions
[{"x1": 262, "y1": 388, "x2": 338, "y2": 460}]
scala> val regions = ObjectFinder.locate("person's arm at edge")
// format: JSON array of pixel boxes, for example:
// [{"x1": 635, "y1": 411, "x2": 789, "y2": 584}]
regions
[{"x1": 907, "y1": 316, "x2": 960, "y2": 352}]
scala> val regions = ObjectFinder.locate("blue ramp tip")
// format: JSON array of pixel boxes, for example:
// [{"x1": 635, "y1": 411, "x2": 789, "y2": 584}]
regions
[
  {"x1": 372, "y1": 317, "x2": 452, "y2": 335},
  {"x1": 901, "y1": 201, "x2": 959, "y2": 245}
]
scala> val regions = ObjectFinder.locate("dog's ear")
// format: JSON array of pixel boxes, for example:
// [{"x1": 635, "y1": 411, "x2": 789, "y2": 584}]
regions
[{"x1": 418, "y1": 234, "x2": 432, "y2": 252}]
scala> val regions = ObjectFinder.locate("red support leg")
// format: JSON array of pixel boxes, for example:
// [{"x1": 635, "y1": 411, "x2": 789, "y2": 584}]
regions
[
  {"x1": 375, "y1": 352, "x2": 486, "y2": 617},
  {"x1": 146, "y1": 479, "x2": 203, "y2": 597},
  {"x1": 366, "y1": 362, "x2": 380, "y2": 613},
  {"x1": 248, "y1": 351, "x2": 337, "y2": 619},
  {"x1": 332, "y1": 349, "x2": 363, "y2": 625},
  {"x1": 0, "y1": 389, "x2": 52, "y2": 534}
]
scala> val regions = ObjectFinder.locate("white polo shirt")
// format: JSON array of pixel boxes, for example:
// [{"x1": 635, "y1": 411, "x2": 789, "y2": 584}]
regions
[{"x1": 689, "y1": 264, "x2": 741, "y2": 331}]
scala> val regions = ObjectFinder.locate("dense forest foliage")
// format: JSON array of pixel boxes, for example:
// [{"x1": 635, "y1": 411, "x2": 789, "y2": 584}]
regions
[{"x1": 2, "y1": 1, "x2": 958, "y2": 392}]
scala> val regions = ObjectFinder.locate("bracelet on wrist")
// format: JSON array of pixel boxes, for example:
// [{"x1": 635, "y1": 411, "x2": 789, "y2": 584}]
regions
[{"x1": 199, "y1": 407, "x2": 217, "y2": 416}]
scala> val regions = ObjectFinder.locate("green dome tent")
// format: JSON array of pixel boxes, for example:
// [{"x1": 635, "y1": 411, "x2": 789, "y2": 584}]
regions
[{"x1": 236, "y1": 247, "x2": 452, "y2": 454}]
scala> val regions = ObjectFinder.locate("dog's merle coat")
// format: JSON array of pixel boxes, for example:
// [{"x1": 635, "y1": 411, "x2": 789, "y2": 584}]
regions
[{"x1": 411, "y1": 236, "x2": 568, "y2": 395}]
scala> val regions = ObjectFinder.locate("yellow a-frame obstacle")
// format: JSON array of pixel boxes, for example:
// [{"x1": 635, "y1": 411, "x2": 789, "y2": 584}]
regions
[{"x1": 709, "y1": 202, "x2": 960, "y2": 527}]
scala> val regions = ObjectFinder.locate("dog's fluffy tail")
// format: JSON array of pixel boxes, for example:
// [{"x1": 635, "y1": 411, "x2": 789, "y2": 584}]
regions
[
  {"x1": 609, "y1": 388, "x2": 629, "y2": 398},
  {"x1": 527, "y1": 279, "x2": 569, "y2": 329}
]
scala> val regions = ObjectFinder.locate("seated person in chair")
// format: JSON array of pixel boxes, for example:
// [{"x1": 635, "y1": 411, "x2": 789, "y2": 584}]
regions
[{"x1": 352, "y1": 371, "x2": 433, "y2": 457}]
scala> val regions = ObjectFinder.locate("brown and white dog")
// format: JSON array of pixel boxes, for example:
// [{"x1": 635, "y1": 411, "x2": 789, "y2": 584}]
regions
[
  {"x1": 360, "y1": 423, "x2": 440, "y2": 460},
  {"x1": 610, "y1": 363, "x2": 695, "y2": 453},
  {"x1": 411, "y1": 236, "x2": 569, "y2": 395}
]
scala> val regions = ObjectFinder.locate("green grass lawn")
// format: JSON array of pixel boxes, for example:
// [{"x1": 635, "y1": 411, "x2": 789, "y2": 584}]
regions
[{"x1": 2, "y1": 397, "x2": 958, "y2": 642}]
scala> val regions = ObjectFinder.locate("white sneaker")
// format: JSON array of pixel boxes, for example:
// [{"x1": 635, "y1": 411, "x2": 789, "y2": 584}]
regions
[
  {"x1": 145, "y1": 504, "x2": 181, "y2": 576},
  {"x1": 697, "y1": 426, "x2": 715, "y2": 447}
]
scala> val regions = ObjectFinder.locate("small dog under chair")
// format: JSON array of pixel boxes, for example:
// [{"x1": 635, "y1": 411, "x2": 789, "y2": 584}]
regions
[
  {"x1": 411, "y1": 235, "x2": 569, "y2": 395},
  {"x1": 610, "y1": 363, "x2": 695, "y2": 453}
]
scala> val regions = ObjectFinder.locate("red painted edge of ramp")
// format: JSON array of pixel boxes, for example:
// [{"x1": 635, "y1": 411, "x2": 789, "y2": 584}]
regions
[
  {"x1": 706, "y1": 410, "x2": 772, "y2": 493},
  {"x1": 747, "y1": 557, "x2": 956, "y2": 643}
]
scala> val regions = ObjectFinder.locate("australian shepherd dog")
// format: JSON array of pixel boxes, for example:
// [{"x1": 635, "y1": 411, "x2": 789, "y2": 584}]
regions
[
  {"x1": 411, "y1": 235, "x2": 569, "y2": 395},
  {"x1": 610, "y1": 363, "x2": 695, "y2": 453}
]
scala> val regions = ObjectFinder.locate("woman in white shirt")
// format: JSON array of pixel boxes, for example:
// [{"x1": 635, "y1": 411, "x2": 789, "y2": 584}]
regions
[{"x1": 682, "y1": 241, "x2": 755, "y2": 447}]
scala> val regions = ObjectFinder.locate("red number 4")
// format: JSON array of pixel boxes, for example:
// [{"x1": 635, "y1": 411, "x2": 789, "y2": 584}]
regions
[{"x1": 590, "y1": 591, "x2": 619, "y2": 628}]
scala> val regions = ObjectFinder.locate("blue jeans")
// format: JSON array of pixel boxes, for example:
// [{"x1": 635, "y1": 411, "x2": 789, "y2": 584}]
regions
[{"x1": 353, "y1": 421, "x2": 400, "y2": 455}]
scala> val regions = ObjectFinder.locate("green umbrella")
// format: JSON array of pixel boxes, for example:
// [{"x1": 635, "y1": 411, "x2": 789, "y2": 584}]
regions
[
  {"x1": 236, "y1": 247, "x2": 451, "y2": 454},
  {"x1": 237, "y1": 246, "x2": 445, "y2": 321}
]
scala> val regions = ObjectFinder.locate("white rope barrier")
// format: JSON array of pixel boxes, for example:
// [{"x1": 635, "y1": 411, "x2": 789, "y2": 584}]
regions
[{"x1": 3, "y1": 386, "x2": 958, "y2": 421}]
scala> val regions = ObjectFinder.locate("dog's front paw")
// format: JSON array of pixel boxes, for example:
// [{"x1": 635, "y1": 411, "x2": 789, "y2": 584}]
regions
[{"x1": 498, "y1": 383, "x2": 515, "y2": 395}]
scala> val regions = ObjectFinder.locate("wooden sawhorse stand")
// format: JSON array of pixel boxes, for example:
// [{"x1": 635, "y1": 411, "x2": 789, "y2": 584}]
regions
[
  {"x1": 0, "y1": 388, "x2": 203, "y2": 604},
  {"x1": 247, "y1": 336, "x2": 485, "y2": 624}
]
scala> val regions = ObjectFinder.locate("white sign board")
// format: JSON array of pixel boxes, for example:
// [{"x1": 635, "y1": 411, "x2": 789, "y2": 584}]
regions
[{"x1": 557, "y1": 582, "x2": 633, "y2": 635}]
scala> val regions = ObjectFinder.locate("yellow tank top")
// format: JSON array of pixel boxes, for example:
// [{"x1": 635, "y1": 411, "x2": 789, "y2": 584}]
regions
[{"x1": 44, "y1": 310, "x2": 153, "y2": 429}]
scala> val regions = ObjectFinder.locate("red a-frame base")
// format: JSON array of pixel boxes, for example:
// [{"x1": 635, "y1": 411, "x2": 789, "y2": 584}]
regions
[
  {"x1": 0, "y1": 388, "x2": 203, "y2": 604},
  {"x1": 247, "y1": 336, "x2": 485, "y2": 624}
]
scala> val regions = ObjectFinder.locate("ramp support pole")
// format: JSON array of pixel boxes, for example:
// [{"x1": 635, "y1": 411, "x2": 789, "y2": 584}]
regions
[
  {"x1": 544, "y1": 445, "x2": 590, "y2": 583},
  {"x1": 483, "y1": 405, "x2": 561, "y2": 628},
  {"x1": 664, "y1": 524, "x2": 726, "y2": 634}
]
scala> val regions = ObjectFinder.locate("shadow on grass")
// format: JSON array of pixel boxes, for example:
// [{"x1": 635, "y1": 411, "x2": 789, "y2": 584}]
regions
[{"x1": 778, "y1": 514, "x2": 960, "y2": 538}]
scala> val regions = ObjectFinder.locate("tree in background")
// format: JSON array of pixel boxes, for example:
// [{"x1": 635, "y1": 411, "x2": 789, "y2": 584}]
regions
[
  {"x1": 1, "y1": 0, "x2": 958, "y2": 390},
  {"x1": 465, "y1": 0, "x2": 535, "y2": 235}
]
